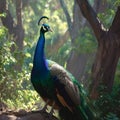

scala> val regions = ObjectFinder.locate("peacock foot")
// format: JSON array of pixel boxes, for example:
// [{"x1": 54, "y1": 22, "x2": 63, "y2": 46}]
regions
[
  {"x1": 40, "y1": 99, "x2": 50, "y2": 113},
  {"x1": 49, "y1": 101, "x2": 55, "y2": 116}
]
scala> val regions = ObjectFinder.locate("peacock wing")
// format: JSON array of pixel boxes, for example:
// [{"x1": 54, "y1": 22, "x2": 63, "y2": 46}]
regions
[{"x1": 48, "y1": 60, "x2": 80, "y2": 107}]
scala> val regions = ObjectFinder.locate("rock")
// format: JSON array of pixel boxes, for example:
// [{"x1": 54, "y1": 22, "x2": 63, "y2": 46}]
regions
[
  {"x1": 0, "y1": 115, "x2": 17, "y2": 120},
  {"x1": 0, "y1": 110, "x2": 58, "y2": 120}
]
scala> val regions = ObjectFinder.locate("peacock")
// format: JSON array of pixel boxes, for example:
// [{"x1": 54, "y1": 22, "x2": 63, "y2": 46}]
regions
[{"x1": 31, "y1": 16, "x2": 98, "y2": 120}]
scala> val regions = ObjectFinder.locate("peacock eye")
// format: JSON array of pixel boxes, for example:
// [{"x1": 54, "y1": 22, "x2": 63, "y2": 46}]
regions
[{"x1": 43, "y1": 26, "x2": 46, "y2": 31}]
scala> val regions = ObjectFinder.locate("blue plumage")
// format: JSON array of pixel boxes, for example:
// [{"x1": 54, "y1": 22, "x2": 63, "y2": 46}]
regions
[{"x1": 31, "y1": 16, "x2": 98, "y2": 120}]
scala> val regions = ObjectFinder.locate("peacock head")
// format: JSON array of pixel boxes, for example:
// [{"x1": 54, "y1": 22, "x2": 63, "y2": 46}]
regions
[
  {"x1": 38, "y1": 16, "x2": 52, "y2": 33},
  {"x1": 41, "y1": 23, "x2": 52, "y2": 33}
]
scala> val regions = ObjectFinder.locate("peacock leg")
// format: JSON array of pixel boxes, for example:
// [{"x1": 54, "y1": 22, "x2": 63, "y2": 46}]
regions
[
  {"x1": 49, "y1": 101, "x2": 55, "y2": 115},
  {"x1": 41, "y1": 99, "x2": 50, "y2": 112}
]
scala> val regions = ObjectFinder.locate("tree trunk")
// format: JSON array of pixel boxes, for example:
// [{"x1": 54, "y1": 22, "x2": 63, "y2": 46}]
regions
[
  {"x1": 91, "y1": 8, "x2": 120, "y2": 98},
  {"x1": 60, "y1": 0, "x2": 107, "y2": 84},
  {"x1": 0, "y1": 0, "x2": 24, "y2": 50},
  {"x1": 59, "y1": 0, "x2": 89, "y2": 82},
  {"x1": 67, "y1": 51, "x2": 87, "y2": 80},
  {"x1": 76, "y1": 0, "x2": 120, "y2": 99},
  {"x1": 15, "y1": 0, "x2": 24, "y2": 50}
]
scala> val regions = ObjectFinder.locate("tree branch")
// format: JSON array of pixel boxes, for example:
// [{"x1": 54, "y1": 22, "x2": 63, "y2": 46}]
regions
[
  {"x1": 109, "y1": 6, "x2": 120, "y2": 35},
  {"x1": 59, "y1": 0, "x2": 72, "y2": 30},
  {"x1": 16, "y1": 0, "x2": 22, "y2": 26},
  {"x1": 76, "y1": 0, "x2": 105, "y2": 41},
  {"x1": 47, "y1": 29, "x2": 69, "y2": 54}
]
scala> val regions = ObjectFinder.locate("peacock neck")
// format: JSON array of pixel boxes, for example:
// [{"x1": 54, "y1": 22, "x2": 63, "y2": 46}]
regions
[{"x1": 33, "y1": 31, "x2": 49, "y2": 72}]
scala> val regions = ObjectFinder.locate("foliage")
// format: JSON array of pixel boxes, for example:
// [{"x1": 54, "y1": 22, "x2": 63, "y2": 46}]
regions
[
  {"x1": 5, "y1": 90, "x2": 40, "y2": 110},
  {"x1": 95, "y1": 85, "x2": 120, "y2": 119},
  {"x1": 0, "y1": 26, "x2": 17, "y2": 100},
  {"x1": 107, "y1": 0, "x2": 120, "y2": 6},
  {"x1": 97, "y1": 0, "x2": 120, "y2": 29},
  {"x1": 97, "y1": 9, "x2": 115, "y2": 28},
  {"x1": 0, "y1": 26, "x2": 40, "y2": 110},
  {"x1": 94, "y1": 58, "x2": 120, "y2": 119},
  {"x1": 74, "y1": 27, "x2": 97, "y2": 54},
  {"x1": 104, "y1": 113, "x2": 119, "y2": 120},
  {"x1": 114, "y1": 0, "x2": 120, "y2": 6},
  {"x1": 48, "y1": 39, "x2": 71, "y2": 66}
]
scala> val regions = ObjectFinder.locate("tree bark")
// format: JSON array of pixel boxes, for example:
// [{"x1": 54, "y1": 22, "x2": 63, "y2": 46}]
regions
[
  {"x1": 67, "y1": 52, "x2": 88, "y2": 82},
  {"x1": 76, "y1": 0, "x2": 120, "y2": 99},
  {"x1": 15, "y1": 0, "x2": 24, "y2": 50}
]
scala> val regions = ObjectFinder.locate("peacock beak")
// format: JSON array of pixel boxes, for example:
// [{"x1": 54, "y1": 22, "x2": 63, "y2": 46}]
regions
[{"x1": 48, "y1": 28, "x2": 53, "y2": 32}]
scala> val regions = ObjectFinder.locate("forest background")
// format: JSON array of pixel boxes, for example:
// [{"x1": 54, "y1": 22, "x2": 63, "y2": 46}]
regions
[{"x1": 0, "y1": 0, "x2": 120, "y2": 119}]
